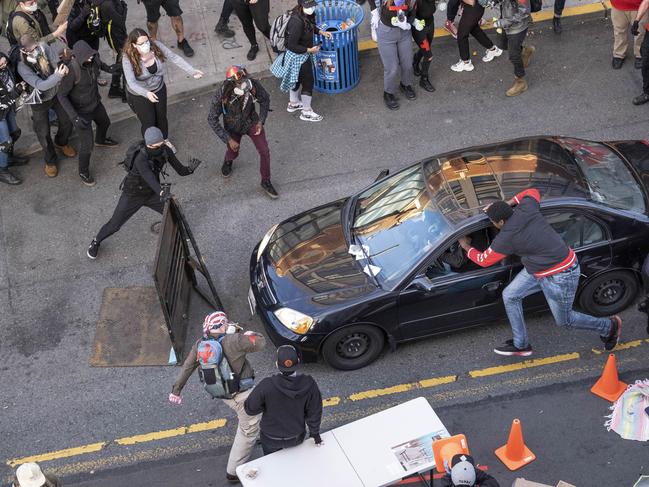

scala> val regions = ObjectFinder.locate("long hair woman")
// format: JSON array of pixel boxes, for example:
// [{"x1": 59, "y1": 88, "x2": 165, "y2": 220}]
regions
[{"x1": 122, "y1": 27, "x2": 203, "y2": 150}]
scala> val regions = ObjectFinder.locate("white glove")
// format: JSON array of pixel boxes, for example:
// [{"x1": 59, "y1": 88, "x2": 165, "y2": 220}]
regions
[
  {"x1": 168, "y1": 393, "x2": 182, "y2": 405},
  {"x1": 413, "y1": 18, "x2": 425, "y2": 31},
  {"x1": 371, "y1": 9, "x2": 379, "y2": 41}
]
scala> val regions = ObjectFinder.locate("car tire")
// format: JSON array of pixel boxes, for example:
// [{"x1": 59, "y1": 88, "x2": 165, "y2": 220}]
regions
[
  {"x1": 578, "y1": 270, "x2": 639, "y2": 317},
  {"x1": 322, "y1": 325, "x2": 385, "y2": 370}
]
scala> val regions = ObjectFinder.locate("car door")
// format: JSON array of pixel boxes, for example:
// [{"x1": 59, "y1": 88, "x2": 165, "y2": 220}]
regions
[{"x1": 396, "y1": 245, "x2": 513, "y2": 340}]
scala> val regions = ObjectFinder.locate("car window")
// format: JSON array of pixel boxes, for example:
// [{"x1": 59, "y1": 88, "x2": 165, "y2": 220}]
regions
[
  {"x1": 423, "y1": 228, "x2": 499, "y2": 279},
  {"x1": 545, "y1": 212, "x2": 606, "y2": 248}
]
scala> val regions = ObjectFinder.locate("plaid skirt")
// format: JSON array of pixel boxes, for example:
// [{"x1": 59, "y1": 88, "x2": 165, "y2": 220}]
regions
[{"x1": 270, "y1": 50, "x2": 312, "y2": 93}]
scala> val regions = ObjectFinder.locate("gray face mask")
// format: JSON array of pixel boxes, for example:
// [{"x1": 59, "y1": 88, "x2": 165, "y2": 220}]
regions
[{"x1": 23, "y1": 3, "x2": 38, "y2": 12}]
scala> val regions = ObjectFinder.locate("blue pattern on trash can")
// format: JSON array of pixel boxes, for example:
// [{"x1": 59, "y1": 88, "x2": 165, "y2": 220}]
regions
[{"x1": 313, "y1": 0, "x2": 365, "y2": 94}]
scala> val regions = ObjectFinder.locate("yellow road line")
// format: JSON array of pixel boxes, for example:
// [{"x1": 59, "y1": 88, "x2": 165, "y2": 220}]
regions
[
  {"x1": 468, "y1": 352, "x2": 580, "y2": 378},
  {"x1": 323, "y1": 396, "x2": 341, "y2": 407},
  {"x1": 7, "y1": 443, "x2": 106, "y2": 468},
  {"x1": 359, "y1": 1, "x2": 610, "y2": 52},
  {"x1": 349, "y1": 375, "x2": 456, "y2": 401},
  {"x1": 592, "y1": 339, "x2": 649, "y2": 355},
  {"x1": 116, "y1": 420, "x2": 228, "y2": 446},
  {"x1": 186, "y1": 419, "x2": 228, "y2": 434}
]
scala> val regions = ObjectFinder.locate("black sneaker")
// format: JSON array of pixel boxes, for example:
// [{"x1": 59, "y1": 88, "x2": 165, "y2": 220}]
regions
[
  {"x1": 80, "y1": 172, "x2": 96, "y2": 187},
  {"x1": 261, "y1": 180, "x2": 279, "y2": 199},
  {"x1": 87, "y1": 239, "x2": 100, "y2": 259},
  {"x1": 95, "y1": 137, "x2": 119, "y2": 147},
  {"x1": 601, "y1": 315, "x2": 621, "y2": 351},
  {"x1": 0, "y1": 167, "x2": 22, "y2": 185},
  {"x1": 383, "y1": 92, "x2": 399, "y2": 110},
  {"x1": 178, "y1": 38, "x2": 195, "y2": 57},
  {"x1": 247, "y1": 44, "x2": 259, "y2": 61},
  {"x1": 215, "y1": 20, "x2": 235, "y2": 38},
  {"x1": 633, "y1": 93, "x2": 649, "y2": 105},
  {"x1": 419, "y1": 76, "x2": 435, "y2": 92},
  {"x1": 226, "y1": 472, "x2": 240, "y2": 484},
  {"x1": 493, "y1": 339, "x2": 533, "y2": 357},
  {"x1": 221, "y1": 160, "x2": 233, "y2": 178},
  {"x1": 552, "y1": 16, "x2": 562, "y2": 34},
  {"x1": 612, "y1": 57, "x2": 624, "y2": 69},
  {"x1": 400, "y1": 83, "x2": 417, "y2": 100}
]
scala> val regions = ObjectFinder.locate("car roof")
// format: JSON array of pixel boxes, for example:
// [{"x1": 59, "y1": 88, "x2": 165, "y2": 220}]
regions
[{"x1": 424, "y1": 136, "x2": 592, "y2": 225}]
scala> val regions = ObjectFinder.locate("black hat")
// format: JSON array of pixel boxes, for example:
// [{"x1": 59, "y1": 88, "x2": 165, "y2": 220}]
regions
[
  {"x1": 485, "y1": 200, "x2": 513, "y2": 223},
  {"x1": 298, "y1": 0, "x2": 318, "y2": 8},
  {"x1": 277, "y1": 345, "x2": 299, "y2": 372}
]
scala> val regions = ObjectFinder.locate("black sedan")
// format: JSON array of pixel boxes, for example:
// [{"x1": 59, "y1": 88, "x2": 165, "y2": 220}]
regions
[{"x1": 249, "y1": 137, "x2": 649, "y2": 370}]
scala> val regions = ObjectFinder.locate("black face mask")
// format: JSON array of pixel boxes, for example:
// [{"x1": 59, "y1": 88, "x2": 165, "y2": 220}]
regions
[{"x1": 146, "y1": 146, "x2": 164, "y2": 158}]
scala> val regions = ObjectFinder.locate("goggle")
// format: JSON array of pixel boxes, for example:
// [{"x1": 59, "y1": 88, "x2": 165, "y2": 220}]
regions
[{"x1": 226, "y1": 65, "x2": 248, "y2": 82}]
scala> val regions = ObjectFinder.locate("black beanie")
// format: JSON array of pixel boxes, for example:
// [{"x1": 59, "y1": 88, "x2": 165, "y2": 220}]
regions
[{"x1": 486, "y1": 201, "x2": 513, "y2": 223}]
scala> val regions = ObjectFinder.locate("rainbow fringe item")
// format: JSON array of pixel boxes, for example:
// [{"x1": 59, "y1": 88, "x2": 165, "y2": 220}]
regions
[{"x1": 605, "y1": 379, "x2": 649, "y2": 442}]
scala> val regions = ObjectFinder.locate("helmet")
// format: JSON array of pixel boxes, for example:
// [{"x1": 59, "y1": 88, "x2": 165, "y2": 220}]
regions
[
  {"x1": 225, "y1": 65, "x2": 248, "y2": 82},
  {"x1": 203, "y1": 311, "x2": 229, "y2": 336},
  {"x1": 450, "y1": 455, "x2": 476, "y2": 486}
]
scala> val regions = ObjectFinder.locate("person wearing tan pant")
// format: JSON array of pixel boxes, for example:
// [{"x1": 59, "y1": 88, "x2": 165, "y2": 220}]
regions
[{"x1": 611, "y1": 0, "x2": 647, "y2": 69}]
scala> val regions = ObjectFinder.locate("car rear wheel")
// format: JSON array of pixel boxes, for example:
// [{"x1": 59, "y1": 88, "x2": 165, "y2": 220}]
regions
[
  {"x1": 579, "y1": 270, "x2": 638, "y2": 316},
  {"x1": 322, "y1": 325, "x2": 385, "y2": 370}
]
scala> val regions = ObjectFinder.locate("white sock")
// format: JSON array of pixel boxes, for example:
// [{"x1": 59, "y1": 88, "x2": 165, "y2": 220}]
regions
[
  {"x1": 289, "y1": 90, "x2": 301, "y2": 104},
  {"x1": 302, "y1": 94, "x2": 313, "y2": 112}
]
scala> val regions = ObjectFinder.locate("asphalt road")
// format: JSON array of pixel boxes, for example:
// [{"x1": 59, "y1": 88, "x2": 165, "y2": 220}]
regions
[{"x1": 1, "y1": 13, "x2": 649, "y2": 486}]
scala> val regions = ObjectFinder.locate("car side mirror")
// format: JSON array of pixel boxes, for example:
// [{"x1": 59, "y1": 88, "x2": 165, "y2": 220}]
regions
[
  {"x1": 374, "y1": 169, "x2": 389, "y2": 182},
  {"x1": 411, "y1": 276, "x2": 434, "y2": 292}
]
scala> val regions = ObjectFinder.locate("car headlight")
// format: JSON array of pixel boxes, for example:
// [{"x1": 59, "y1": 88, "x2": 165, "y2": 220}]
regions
[
  {"x1": 274, "y1": 308, "x2": 315, "y2": 334},
  {"x1": 257, "y1": 224, "x2": 278, "y2": 262}
]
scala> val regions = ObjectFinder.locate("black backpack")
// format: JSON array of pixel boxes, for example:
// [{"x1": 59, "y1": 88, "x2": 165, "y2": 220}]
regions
[{"x1": 119, "y1": 141, "x2": 146, "y2": 172}]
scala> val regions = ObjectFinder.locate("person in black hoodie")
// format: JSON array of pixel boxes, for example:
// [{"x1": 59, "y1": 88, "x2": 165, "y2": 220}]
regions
[
  {"x1": 440, "y1": 454, "x2": 500, "y2": 487},
  {"x1": 0, "y1": 52, "x2": 29, "y2": 186},
  {"x1": 86, "y1": 126, "x2": 201, "y2": 259},
  {"x1": 97, "y1": 0, "x2": 128, "y2": 100},
  {"x1": 411, "y1": 0, "x2": 436, "y2": 92},
  {"x1": 57, "y1": 40, "x2": 119, "y2": 186},
  {"x1": 244, "y1": 345, "x2": 323, "y2": 455}
]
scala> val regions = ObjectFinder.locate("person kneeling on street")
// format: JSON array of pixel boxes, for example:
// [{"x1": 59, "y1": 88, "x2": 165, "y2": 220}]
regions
[
  {"x1": 440, "y1": 454, "x2": 500, "y2": 487},
  {"x1": 86, "y1": 127, "x2": 201, "y2": 259},
  {"x1": 169, "y1": 311, "x2": 266, "y2": 484},
  {"x1": 0, "y1": 52, "x2": 29, "y2": 186},
  {"x1": 58, "y1": 40, "x2": 119, "y2": 187},
  {"x1": 208, "y1": 65, "x2": 278, "y2": 199},
  {"x1": 244, "y1": 345, "x2": 323, "y2": 455}
]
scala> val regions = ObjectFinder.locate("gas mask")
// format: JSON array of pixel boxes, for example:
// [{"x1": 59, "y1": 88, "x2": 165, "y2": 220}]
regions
[
  {"x1": 22, "y1": 46, "x2": 41, "y2": 64},
  {"x1": 233, "y1": 79, "x2": 252, "y2": 96},
  {"x1": 303, "y1": 6, "x2": 315, "y2": 14},
  {"x1": 136, "y1": 41, "x2": 151, "y2": 54}
]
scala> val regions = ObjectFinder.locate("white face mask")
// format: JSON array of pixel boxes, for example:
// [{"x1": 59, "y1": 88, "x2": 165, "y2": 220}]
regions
[
  {"x1": 303, "y1": 6, "x2": 315, "y2": 15},
  {"x1": 136, "y1": 41, "x2": 151, "y2": 54},
  {"x1": 23, "y1": 3, "x2": 38, "y2": 12}
]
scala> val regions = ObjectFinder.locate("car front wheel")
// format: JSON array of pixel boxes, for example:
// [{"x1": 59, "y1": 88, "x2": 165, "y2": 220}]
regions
[
  {"x1": 578, "y1": 270, "x2": 638, "y2": 316},
  {"x1": 322, "y1": 324, "x2": 385, "y2": 370}
]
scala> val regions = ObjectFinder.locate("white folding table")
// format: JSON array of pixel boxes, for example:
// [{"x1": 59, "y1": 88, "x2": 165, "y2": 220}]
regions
[{"x1": 237, "y1": 397, "x2": 450, "y2": 487}]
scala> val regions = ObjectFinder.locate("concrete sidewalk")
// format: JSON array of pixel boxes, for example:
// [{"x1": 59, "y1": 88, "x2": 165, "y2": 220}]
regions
[{"x1": 1, "y1": 0, "x2": 610, "y2": 159}]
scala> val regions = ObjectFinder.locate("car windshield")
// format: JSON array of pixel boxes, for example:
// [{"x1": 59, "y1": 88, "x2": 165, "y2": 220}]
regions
[
  {"x1": 557, "y1": 138, "x2": 646, "y2": 213},
  {"x1": 350, "y1": 165, "x2": 452, "y2": 287}
]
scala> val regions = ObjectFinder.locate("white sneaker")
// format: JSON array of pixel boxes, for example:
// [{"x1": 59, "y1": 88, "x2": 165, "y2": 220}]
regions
[
  {"x1": 300, "y1": 110, "x2": 323, "y2": 122},
  {"x1": 287, "y1": 102, "x2": 303, "y2": 113},
  {"x1": 482, "y1": 46, "x2": 503, "y2": 62},
  {"x1": 164, "y1": 139, "x2": 177, "y2": 154},
  {"x1": 451, "y1": 59, "x2": 474, "y2": 72}
]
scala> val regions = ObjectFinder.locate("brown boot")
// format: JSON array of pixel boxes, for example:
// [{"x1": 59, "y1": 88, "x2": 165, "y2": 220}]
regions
[
  {"x1": 55, "y1": 144, "x2": 77, "y2": 157},
  {"x1": 522, "y1": 45, "x2": 535, "y2": 68},
  {"x1": 44, "y1": 163, "x2": 58, "y2": 177},
  {"x1": 506, "y1": 77, "x2": 528, "y2": 97}
]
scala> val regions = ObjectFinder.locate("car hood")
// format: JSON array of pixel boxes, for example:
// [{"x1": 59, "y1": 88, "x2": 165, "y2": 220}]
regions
[{"x1": 261, "y1": 199, "x2": 377, "y2": 308}]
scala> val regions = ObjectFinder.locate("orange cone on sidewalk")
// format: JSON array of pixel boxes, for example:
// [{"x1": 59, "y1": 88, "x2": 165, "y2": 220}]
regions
[
  {"x1": 432, "y1": 434, "x2": 469, "y2": 472},
  {"x1": 494, "y1": 418, "x2": 536, "y2": 471},
  {"x1": 591, "y1": 353, "x2": 627, "y2": 402}
]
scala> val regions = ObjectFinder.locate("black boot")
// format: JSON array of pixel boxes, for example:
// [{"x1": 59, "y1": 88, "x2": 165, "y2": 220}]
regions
[
  {"x1": 413, "y1": 51, "x2": 423, "y2": 77},
  {"x1": 553, "y1": 16, "x2": 562, "y2": 34},
  {"x1": 383, "y1": 92, "x2": 399, "y2": 110},
  {"x1": 419, "y1": 58, "x2": 435, "y2": 92},
  {"x1": 215, "y1": 19, "x2": 235, "y2": 37},
  {"x1": 247, "y1": 44, "x2": 259, "y2": 61},
  {"x1": 0, "y1": 167, "x2": 21, "y2": 185}
]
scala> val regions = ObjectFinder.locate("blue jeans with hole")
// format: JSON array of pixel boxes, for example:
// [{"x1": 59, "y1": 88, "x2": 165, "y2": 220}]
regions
[
  {"x1": 502, "y1": 262, "x2": 612, "y2": 349},
  {"x1": 0, "y1": 109, "x2": 18, "y2": 168}
]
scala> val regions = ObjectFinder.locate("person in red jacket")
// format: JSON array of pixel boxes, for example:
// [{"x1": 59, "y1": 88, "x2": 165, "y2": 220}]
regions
[
  {"x1": 458, "y1": 188, "x2": 621, "y2": 356},
  {"x1": 611, "y1": 0, "x2": 646, "y2": 69}
]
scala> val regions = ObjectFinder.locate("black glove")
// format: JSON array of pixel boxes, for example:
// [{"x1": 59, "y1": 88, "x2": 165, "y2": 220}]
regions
[
  {"x1": 632, "y1": 20, "x2": 640, "y2": 36},
  {"x1": 74, "y1": 116, "x2": 91, "y2": 129},
  {"x1": 310, "y1": 433, "x2": 322, "y2": 445},
  {"x1": 160, "y1": 183, "x2": 172, "y2": 202},
  {"x1": 187, "y1": 157, "x2": 202, "y2": 173},
  {"x1": 80, "y1": 4, "x2": 92, "y2": 17}
]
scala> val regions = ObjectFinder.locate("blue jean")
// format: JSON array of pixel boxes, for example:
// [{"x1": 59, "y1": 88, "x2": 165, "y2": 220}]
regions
[
  {"x1": 0, "y1": 109, "x2": 18, "y2": 168},
  {"x1": 502, "y1": 263, "x2": 612, "y2": 349}
]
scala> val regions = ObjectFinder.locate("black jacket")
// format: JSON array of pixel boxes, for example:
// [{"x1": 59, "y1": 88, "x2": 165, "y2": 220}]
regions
[
  {"x1": 67, "y1": 0, "x2": 102, "y2": 48},
  {"x1": 439, "y1": 469, "x2": 500, "y2": 487},
  {"x1": 0, "y1": 57, "x2": 23, "y2": 120},
  {"x1": 285, "y1": 11, "x2": 315, "y2": 54},
  {"x1": 207, "y1": 78, "x2": 270, "y2": 143},
  {"x1": 57, "y1": 40, "x2": 111, "y2": 119},
  {"x1": 97, "y1": 0, "x2": 127, "y2": 52},
  {"x1": 122, "y1": 145, "x2": 192, "y2": 195},
  {"x1": 244, "y1": 373, "x2": 322, "y2": 440}
]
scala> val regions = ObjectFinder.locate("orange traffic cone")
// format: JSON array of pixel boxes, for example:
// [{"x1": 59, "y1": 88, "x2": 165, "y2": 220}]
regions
[
  {"x1": 432, "y1": 434, "x2": 469, "y2": 473},
  {"x1": 494, "y1": 418, "x2": 536, "y2": 471},
  {"x1": 591, "y1": 353, "x2": 627, "y2": 402}
]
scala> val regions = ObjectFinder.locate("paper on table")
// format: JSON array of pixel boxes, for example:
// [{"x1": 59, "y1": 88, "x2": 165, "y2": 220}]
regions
[
  {"x1": 349, "y1": 244, "x2": 370, "y2": 260},
  {"x1": 363, "y1": 265, "x2": 381, "y2": 277}
]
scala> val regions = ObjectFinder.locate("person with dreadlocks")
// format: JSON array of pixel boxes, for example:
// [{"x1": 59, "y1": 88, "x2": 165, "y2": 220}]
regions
[
  {"x1": 208, "y1": 65, "x2": 278, "y2": 199},
  {"x1": 169, "y1": 311, "x2": 266, "y2": 484},
  {"x1": 411, "y1": 0, "x2": 436, "y2": 92}
]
